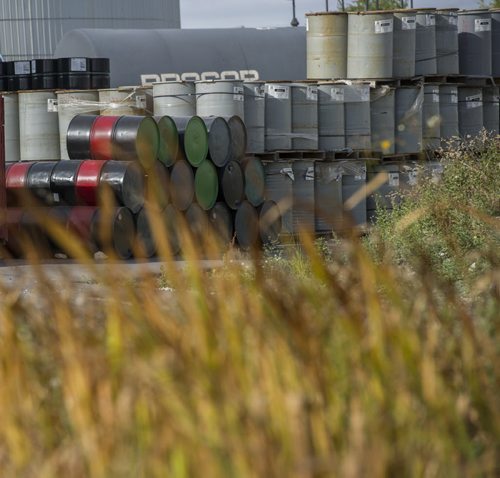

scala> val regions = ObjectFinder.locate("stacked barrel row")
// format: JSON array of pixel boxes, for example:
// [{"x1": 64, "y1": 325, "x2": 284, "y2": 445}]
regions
[
  {"x1": 306, "y1": 8, "x2": 500, "y2": 80},
  {"x1": 152, "y1": 79, "x2": 499, "y2": 155},
  {"x1": 1, "y1": 113, "x2": 282, "y2": 258},
  {"x1": 0, "y1": 57, "x2": 110, "y2": 92},
  {"x1": 263, "y1": 158, "x2": 443, "y2": 236},
  {"x1": 1, "y1": 86, "x2": 157, "y2": 163}
]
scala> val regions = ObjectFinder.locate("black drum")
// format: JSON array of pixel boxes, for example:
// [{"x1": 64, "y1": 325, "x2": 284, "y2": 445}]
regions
[
  {"x1": 66, "y1": 114, "x2": 99, "y2": 160},
  {"x1": 99, "y1": 160, "x2": 145, "y2": 214},
  {"x1": 31, "y1": 59, "x2": 57, "y2": 90},
  {"x1": 26, "y1": 161, "x2": 59, "y2": 205},
  {"x1": 50, "y1": 160, "x2": 84, "y2": 205},
  {"x1": 219, "y1": 160, "x2": 245, "y2": 210}
]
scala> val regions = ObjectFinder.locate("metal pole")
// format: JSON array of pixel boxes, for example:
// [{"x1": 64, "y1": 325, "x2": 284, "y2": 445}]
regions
[
  {"x1": 290, "y1": 0, "x2": 299, "y2": 27},
  {"x1": 326, "y1": 0, "x2": 329, "y2": 12},
  {"x1": 376, "y1": 0, "x2": 380, "y2": 9},
  {"x1": 365, "y1": 0, "x2": 369, "y2": 11}
]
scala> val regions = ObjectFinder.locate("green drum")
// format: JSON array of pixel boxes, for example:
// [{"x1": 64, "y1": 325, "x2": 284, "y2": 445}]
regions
[
  {"x1": 241, "y1": 156, "x2": 265, "y2": 207},
  {"x1": 194, "y1": 159, "x2": 219, "y2": 210},
  {"x1": 184, "y1": 115, "x2": 209, "y2": 167},
  {"x1": 154, "y1": 115, "x2": 179, "y2": 167}
]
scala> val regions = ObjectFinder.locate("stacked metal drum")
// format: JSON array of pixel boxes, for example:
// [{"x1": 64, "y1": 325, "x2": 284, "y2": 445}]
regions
[
  {"x1": 1, "y1": 97, "x2": 282, "y2": 257},
  {"x1": 0, "y1": 57, "x2": 110, "y2": 92},
  {"x1": 2, "y1": 8, "x2": 500, "y2": 255},
  {"x1": 301, "y1": 7, "x2": 499, "y2": 231}
]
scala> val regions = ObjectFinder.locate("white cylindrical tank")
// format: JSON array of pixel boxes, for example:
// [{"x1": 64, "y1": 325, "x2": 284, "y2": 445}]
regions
[
  {"x1": 153, "y1": 82, "x2": 196, "y2": 117},
  {"x1": 19, "y1": 91, "x2": 60, "y2": 161},
  {"x1": 0, "y1": 0, "x2": 180, "y2": 60},
  {"x1": 2, "y1": 92, "x2": 20, "y2": 162},
  {"x1": 196, "y1": 80, "x2": 244, "y2": 119},
  {"x1": 56, "y1": 90, "x2": 99, "y2": 160}
]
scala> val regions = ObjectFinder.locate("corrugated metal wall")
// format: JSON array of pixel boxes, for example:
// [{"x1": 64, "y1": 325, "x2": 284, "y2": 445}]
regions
[{"x1": 0, "y1": 0, "x2": 180, "y2": 60}]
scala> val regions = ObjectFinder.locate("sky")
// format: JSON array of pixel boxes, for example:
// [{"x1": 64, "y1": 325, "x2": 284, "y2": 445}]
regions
[{"x1": 181, "y1": 0, "x2": 479, "y2": 28}]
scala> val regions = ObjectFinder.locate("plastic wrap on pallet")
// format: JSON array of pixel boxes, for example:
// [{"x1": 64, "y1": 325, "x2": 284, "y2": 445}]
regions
[
  {"x1": 395, "y1": 86, "x2": 424, "y2": 154},
  {"x1": 49, "y1": 87, "x2": 154, "y2": 116},
  {"x1": 263, "y1": 131, "x2": 319, "y2": 141},
  {"x1": 335, "y1": 160, "x2": 367, "y2": 180},
  {"x1": 370, "y1": 85, "x2": 395, "y2": 155}
]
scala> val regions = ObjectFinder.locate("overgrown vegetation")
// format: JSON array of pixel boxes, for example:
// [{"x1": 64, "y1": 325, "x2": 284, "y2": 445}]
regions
[
  {"x1": 0, "y1": 136, "x2": 498, "y2": 477},
  {"x1": 479, "y1": 0, "x2": 500, "y2": 9},
  {"x1": 344, "y1": 0, "x2": 408, "y2": 11},
  {"x1": 366, "y1": 133, "x2": 499, "y2": 286}
]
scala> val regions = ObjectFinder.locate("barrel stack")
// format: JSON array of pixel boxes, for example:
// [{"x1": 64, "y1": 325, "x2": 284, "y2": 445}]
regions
[
  {"x1": 1, "y1": 97, "x2": 281, "y2": 257},
  {"x1": 2, "y1": 8, "x2": 500, "y2": 258}
]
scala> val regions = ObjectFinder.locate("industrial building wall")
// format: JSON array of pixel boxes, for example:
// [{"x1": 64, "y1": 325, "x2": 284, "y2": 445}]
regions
[{"x1": 0, "y1": 0, "x2": 181, "y2": 60}]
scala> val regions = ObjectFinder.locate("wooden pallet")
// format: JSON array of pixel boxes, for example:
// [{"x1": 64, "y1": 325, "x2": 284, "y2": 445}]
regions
[
  {"x1": 324, "y1": 150, "x2": 376, "y2": 161},
  {"x1": 256, "y1": 150, "x2": 326, "y2": 162},
  {"x1": 417, "y1": 75, "x2": 497, "y2": 87},
  {"x1": 320, "y1": 76, "x2": 498, "y2": 87},
  {"x1": 325, "y1": 77, "x2": 420, "y2": 87},
  {"x1": 256, "y1": 149, "x2": 438, "y2": 163},
  {"x1": 378, "y1": 151, "x2": 433, "y2": 162},
  {"x1": 325, "y1": 150, "x2": 436, "y2": 162}
]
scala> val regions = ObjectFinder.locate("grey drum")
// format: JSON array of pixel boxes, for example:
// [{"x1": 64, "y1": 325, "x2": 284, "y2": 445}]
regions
[
  {"x1": 314, "y1": 161, "x2": 343, "y2": 234},
  {"x1": 265, "y1": 83, "x2": 292, "y2": 151},
  {"x1": 458, "y1": 10, "x2": 492, "y2": 76},
  {"x1": 367, "y1": 162, "x2": 400, "y2": 223},
  {"x1": 195, "y1": 80, "x2": 244, "y2": 119},
  {"x1": 439, "y1": 85, "x2": 459, "y2": 148},
  {"x1": 435, "y1": 9, "x2": 459, "y2": 75},
  {"x1": 306, "y1": 12, "x2": 348, "y2": 80},
  {"x1": 482, "y1": 86, "x2": 499, "y2": 135},
  {"x1": 347, "y1": 11, "x2": 393, "y2": 79},
  {"x1": 243, "y1": 81, "x2": 265, "y2": 153},
  {"x1": 395, "y1": 86, "x2": 423, "y2": 154},
  {"x1": 422, "y1": 85, "x2": 441, "y2": 151},
  {"x1": 416, "y1": 9, "x2": 437, "y2": 75},
  {"x1": 291, "y1": 83, "x2": 318, "y2": 150},
  {"x1": 458, "y1": 87, "x2": 483, "y2": 138},
  {"x1": 153, "y1": 81, "x2": 196, "y2": 116},
  {"x1": 291, "y1": 160, "x2": 315, "y2": 234},
  {"x1": 264, "y1": 161, "x2": 294, "y2": 234},
  {"x1": 393, "y1": 10, "x2": 417, "y2": 78},
  {"x1": 345, "y1": 84, "x2": 371, "y2": 151},
  {"x1": 492, "y1": 10, "x2": 500, "y2": 76},
  {"x1": 341, "y1": 161, "x2": 367, "y2": 231},
  {"x1": 318, "y1": 83, "x2": 345, "y2": 151},
  {"x1": 370, "y1": 86, "x2": 395, "y2": 155}
]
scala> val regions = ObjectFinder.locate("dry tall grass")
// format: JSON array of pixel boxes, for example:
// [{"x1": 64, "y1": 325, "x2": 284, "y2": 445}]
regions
[{"x1": 0, "y1": 139, "x2": 499, "y2": 477}]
